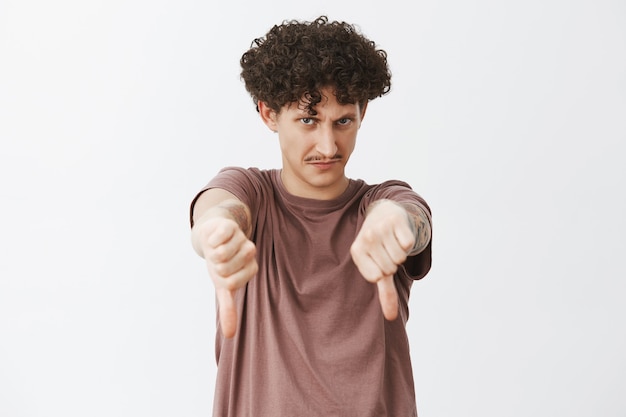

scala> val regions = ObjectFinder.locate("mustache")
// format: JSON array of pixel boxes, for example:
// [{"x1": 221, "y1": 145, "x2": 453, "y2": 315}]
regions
[{"x1": 304, "y1": 154, "x2": 342, "y2": 162}]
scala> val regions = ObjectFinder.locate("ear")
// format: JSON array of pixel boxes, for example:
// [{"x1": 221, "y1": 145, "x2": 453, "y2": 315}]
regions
[{"x1": 258, "y1": 101, "x2": 278, "y2": 132}]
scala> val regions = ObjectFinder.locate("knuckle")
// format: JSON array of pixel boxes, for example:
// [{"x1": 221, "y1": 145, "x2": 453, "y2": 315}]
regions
[
  {"x1": 361, "y1": 228, "x2": 378, "y2": 243},
  {"x1": 249, "y1": 260, "x2": 259, "y2": 276},
  {"x1": 382, "y1": 264, "x2": 398, "y2": 276},
  {"x1": 213, "y1": 245, "x2": 230, "y2": 262},
  {"x1": 242, "y1": 240, "x2": 256, "y2": 256},
  {"x1": 362, "y1": 270, "x2": 382, "y2": 283},
  {"x1": 215, "y1": 219, "x2": 235, "y2": 236},
  {"x1": 349, "y1": 243, "x2": 360, "y2": 258},
  {"x1": 223, "y1": 279, "x2": 239, "y2": 291},
  {"x1": 391, "y1": 253, "x2": 407, "y2": 266},
  {"x1": 214, "y1": 263, "x2": 229, "y2": 277}
]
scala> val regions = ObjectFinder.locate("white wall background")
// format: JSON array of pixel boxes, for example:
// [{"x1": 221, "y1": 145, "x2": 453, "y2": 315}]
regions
[{"x1": 1, "y1": 1, "x2": 624, "y2": 416}]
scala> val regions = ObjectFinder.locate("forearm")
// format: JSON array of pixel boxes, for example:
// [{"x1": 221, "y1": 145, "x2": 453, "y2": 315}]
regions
[
  {"x1": 191, "y1": 193, "x2": 253, "y2": 257},
  {"x1": 190, "y1": 192, "x2": 257, "y2": 340},
  {"x1": 367, "y1": 199, "x2": 431, "y2": 256},
  {"x1": 399, "y1": 202, "x2": 431, "y2": 256}
]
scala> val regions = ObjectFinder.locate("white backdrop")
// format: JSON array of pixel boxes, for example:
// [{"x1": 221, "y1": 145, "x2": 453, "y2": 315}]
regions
[{"x1": 1, "y1": 1, "x2": 625, "y2": 416}]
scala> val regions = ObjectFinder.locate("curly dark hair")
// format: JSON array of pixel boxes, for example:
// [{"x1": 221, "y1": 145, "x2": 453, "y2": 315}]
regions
[{"x1": 240, "y1": 16, "x2": 392, "y2": 115}]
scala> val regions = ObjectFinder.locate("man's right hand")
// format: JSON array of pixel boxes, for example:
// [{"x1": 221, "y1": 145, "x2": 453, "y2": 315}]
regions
[
  {"x1": 191, "y1": 191, "x2": 258, "y2": 339},
  {"x1": 198, "y1": 216, "x2": 258, "y2": 338}
]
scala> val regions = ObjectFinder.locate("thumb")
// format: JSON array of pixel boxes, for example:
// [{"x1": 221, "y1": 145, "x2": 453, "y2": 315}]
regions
[
  {"x1": 377, "y1": 275, "x2": 399, "y2": 321},
  {"x1": 216, "y1": 288, "x2": 238, "y2": 338}
]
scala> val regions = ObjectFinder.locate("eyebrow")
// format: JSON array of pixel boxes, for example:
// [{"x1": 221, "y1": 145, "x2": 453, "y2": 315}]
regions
[{"x1": 297, "y1": 112, "x2": 358, "y2": 120}]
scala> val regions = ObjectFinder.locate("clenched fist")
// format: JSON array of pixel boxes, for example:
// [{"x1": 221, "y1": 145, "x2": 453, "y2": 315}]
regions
[
  {"x1": 350, "y1": 200, "x2": 417, "y2": 321},
  {"x1": 192, "y1": 195, "x2": 258, "y2": 338}
]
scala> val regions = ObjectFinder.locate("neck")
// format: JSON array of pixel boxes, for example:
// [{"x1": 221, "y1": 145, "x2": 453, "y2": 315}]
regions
[{"x1": 279, "y1": 170, "x2": 349, "y2": 200}]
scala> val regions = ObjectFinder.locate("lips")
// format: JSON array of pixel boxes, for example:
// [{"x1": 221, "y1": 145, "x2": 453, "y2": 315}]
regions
[
  {"x1": 312, "y1": 161, "x2": 336, "y2": 168},
  {"x1": 308, "y1": 159, "x2": 341, "y2": 170},
  {"x1": 305, "y1": 155, "x2": 342, "y2": 163}
]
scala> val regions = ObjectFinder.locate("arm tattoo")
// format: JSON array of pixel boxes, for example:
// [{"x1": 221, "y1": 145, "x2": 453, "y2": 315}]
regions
[
  {"x1": 218, "y1": 200, "x2": 252, "y2": 237},
  {"x1": 401, "y1": 203, "x2": 432, "y2": 255}
]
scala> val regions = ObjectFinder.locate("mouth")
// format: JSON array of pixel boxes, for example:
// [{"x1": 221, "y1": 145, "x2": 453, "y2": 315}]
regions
[
  {"x1": 305, "y1": 154, "x2": 342, "y2": 163},
  {"x1": 306, "y1": 157, "x2": 342, "y2": 170}
]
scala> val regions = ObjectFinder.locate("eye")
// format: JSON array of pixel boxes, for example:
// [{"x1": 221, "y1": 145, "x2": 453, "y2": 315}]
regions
[
  {"x1": 337, "y1": 118, "x2": 352, "y2": 126},
  {"x1": 300, "y1": 118, "x2": 315, "y2": 125}
]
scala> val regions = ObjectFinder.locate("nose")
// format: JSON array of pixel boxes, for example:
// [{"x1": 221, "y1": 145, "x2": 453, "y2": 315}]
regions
[{"x1": 315, "y1": 126, "x2": 338, "y2": 158}]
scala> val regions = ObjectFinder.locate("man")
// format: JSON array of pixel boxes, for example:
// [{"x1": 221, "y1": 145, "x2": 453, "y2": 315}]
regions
[{"x1": 190, "y1": 16, "x2": 432, "y2": 416}]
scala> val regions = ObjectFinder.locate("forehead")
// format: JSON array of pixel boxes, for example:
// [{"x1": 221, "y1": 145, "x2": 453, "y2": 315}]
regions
[{"x1": 283, "y1": 91, "x2": 361, "y2": 116}]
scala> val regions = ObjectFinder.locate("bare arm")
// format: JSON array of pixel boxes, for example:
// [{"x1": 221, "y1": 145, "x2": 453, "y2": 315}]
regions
[
  {"x1": 398, "y1": 201, "x2": 432, "y2": 256},
  {"x1": 191, "y1": 188, "x2": 258, "y2": 338},
  {"x1": 191, "y1": 188, "x2": 253, "y2": 256}
]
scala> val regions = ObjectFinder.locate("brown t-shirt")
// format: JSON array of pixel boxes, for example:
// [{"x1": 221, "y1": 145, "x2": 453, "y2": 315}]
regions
[{"x1": 190, "y1": 167, "x2": 432, "y2": 417}]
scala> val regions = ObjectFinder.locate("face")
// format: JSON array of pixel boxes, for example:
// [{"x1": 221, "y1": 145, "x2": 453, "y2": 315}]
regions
[{"x1": 259, "y1": 88, "x2": 367, "y2": 200}]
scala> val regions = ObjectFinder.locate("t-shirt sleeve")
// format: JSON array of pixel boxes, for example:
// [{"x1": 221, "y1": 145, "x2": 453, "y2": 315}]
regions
[{"x1": 361, "y1": 180, "x2": 433, "y2": 281}]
